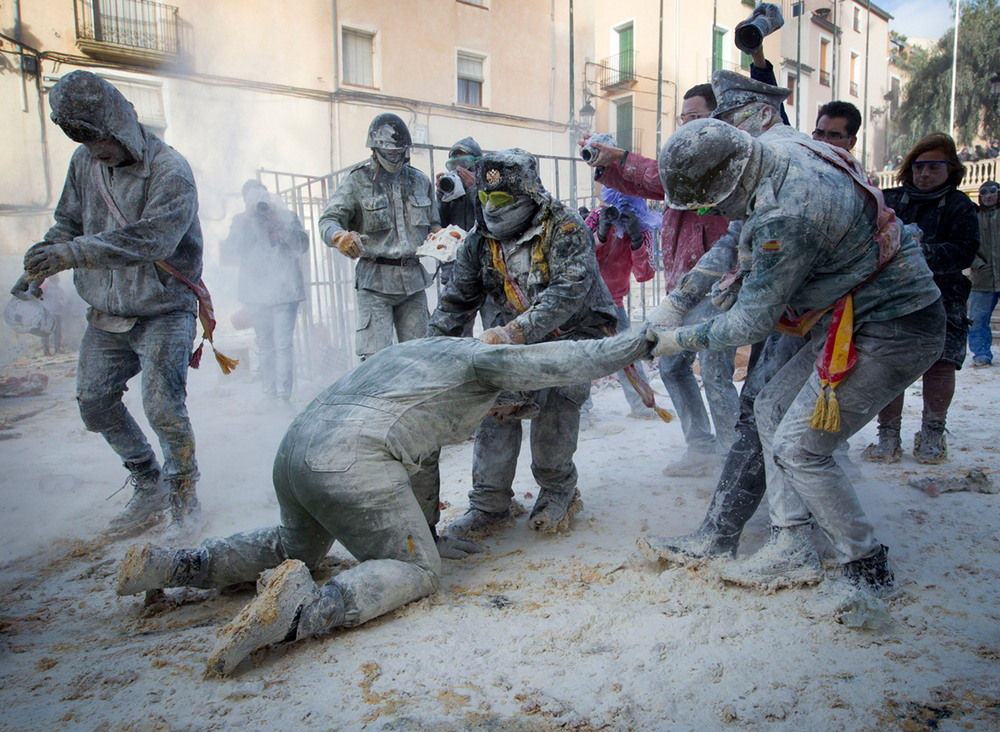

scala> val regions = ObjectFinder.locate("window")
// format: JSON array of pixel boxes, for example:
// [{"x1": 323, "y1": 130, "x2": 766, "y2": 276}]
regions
[
  {"x1": 740, "y1": 52, "x2": 752, "y2": 71},
  {"x1": 617, "y1": 24, "x2": 635, "y2": 81},
  {"x1": 342, "y1": 28, "x2": 374, "y2": 87},
  {"x1": 853, "y1": 7, "x2": 861, "y2": 32},
  {"x1": 849, "y1": 52, "x2": 860, "y2": 97},
  {"x1": 712, "y1": 26, "x2": 726, "y2": 73},
  {"x1": 785, "y1": 74, "x2": 796, "y2": 107},
  {"x1": 819, "y1": 38, "x2": 830, "y2": 86},
  {"x1": 615, "y1": 98, "x2": 633, "y2": 151},
  {"x1": 457, "y1": 53, "x2": 484, "y2": 106},
  {"x1": 110, "y1": 77, "x2": 167, "y2": 135}
]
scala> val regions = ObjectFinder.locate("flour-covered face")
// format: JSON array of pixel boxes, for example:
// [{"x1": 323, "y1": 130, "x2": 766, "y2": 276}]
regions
[
  {"x1": 374, "y1": 147, "x2": 408, "y2": 174},
  {"x1": 482, "y1": 193, "x2": 537, "y2": 239}
]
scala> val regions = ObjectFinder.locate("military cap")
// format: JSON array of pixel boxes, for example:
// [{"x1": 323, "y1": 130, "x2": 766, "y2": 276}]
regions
[
  {"x1": 475, "y1": 148, "x2": 543, "y2": 196},
  {"x1": 710, "y1": 70, "x2": 791, "y2": 121}
]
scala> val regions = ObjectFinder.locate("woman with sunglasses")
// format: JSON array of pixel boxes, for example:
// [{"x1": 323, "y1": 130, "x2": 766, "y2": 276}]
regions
[{"x1": 863, "y1": 133, "x2": 980, "y2": 464}]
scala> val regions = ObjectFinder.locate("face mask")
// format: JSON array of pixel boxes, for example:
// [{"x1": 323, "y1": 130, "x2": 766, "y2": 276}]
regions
[
  {"x1": 482, "y1": 194, "x2": 538, "y2": 239},
  {"x1": 374, "y1": 148, "x2": 407, "y2": 174}
]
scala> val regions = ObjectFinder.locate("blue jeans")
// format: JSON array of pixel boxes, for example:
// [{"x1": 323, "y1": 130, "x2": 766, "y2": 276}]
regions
[
  {"x1": 658, "y1": 301, "x2": 739, "y2": 454},
  {"x1": 76, "y1": 311, "x2": 198, "y2": 481},
  {"x1": 968, "y1": 290, "x2": 999, "y2": 363},
  {"x1": 248, "y1": 302, "x2": 300, "y2": 398}
]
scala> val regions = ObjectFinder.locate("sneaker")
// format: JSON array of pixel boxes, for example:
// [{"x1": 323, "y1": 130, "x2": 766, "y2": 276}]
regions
[
  {"x1": 663, "y1": 450, "x2": 718, "y2": 478},
  {"x1": 528, "y1": 488, "x2": 582, "y2": 533},
  {"x1": 107, "y1": 460, "x2": 169, "y2": 536},
  {"x1": 628, "y1": 406, "x2": 659, "y2": 420},
  {"x1": 443, "y1": 507, "x2": 514, "y2": 540},
  {"x1": 862, "y1": 427, "x2": 902, "y2": 464},
  {"x1": 205, "y1": 559, "x2": 316, "y2": 677},
  {"x1": 842, "y1": 544, "x2": 896, "y2": 599},
  {"x1": 116, "y1": 543, "x2": 204, "y2": 595},
  {"x1": 637, "y1": 528, "x2": 739, "y2": 566},
  {"x1": 972, "y1": 357, "x2": 991, "y2": 368},
  {"x1": 717, "y1": 524, "x2": 823, "y2": 590},
  {"x1": 913, "y1": 425, "x2": 947, "y2": 465}
]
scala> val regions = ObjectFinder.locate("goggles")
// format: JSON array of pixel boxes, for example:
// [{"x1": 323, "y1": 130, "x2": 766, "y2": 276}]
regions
[
  {"x1": 911, "y1": 160, "x2": 949, "y2": 172},
  {"x1": 445, "y1": 155, "x2": 478, "y2": 172},
  {"x1": 980, "y1": 186, "x2": 999, "y2": 195},
  {"x1": 676, "y1": 111, "x2": 710, "y2": 125},
  {"x1": 812, "y1": 129, "x2": 849, "y2": 141},
  {"x1": 478, "y1": 190, "x2": 516, "y2": 208}
]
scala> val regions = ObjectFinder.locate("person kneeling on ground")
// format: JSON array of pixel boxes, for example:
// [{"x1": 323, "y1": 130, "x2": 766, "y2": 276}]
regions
[{"x1": 117, "y1": 329, "x2": 652, "y2": 676}]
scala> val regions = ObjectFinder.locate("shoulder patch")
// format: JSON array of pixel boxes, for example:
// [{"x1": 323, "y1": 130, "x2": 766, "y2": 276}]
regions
[
  {"x1": 560, "y1": 222, "x2": 577, "y2": 233},
  {"x1": 760, "y1": 239, "x2": 782, "y2": 253}
]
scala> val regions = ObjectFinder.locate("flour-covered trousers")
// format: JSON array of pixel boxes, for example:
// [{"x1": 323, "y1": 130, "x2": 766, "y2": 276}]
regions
[
  {"x1": 184, "y1": 415, "x2": 441, "y2": 628},
  {"x1": 76, "y1": 310, "x2": 198, "y2": 481},
  {"x1": 469, "y1": 382, "x2": 590, "y2": 514},
  {"x1": 355, "y1": 287, "x2": 428, "y2": 359},
  {"x1": 757, "y1": 299, "x2": 945, "y2": 564},
  {"x1": 248, "y1": 302, "x2": 299, "y2": 398}
]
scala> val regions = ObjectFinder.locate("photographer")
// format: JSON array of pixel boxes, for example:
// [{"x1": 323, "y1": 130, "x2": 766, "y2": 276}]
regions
[{"x1": 222, "y1": 179, "x2": 310, "y2": 403}]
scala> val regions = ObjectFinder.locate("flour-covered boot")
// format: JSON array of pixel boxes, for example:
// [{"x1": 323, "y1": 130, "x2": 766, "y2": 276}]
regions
[
  {"x1": 160, "y1": 476, "x2": 203, "y2": 545},
  {"x1": 107, "y1": 459, "x2": 169, "y2": 536},
  {"x1": 205, "y1": 559, "x2": 317, "y2": 677},
  {"x1": 718, "y1": 524, "x2": 823, "y2": 590},
  {"x1": 528, "y1": 488, "x2": 583, "y2": 533},
  {"x1": 862, "y1": 427, "x2": 902, "y2": 464},
  {"x1": 638, "y1": 525, "x2": 740, "y2": 566},
  {"x1": 444, "y1": 506, "x2": 514, "y2": 539},
  {"x1": 913, "y1": 424, "x2": 947, "y2": 465},
  {"x1": 663, "y1": 450, "x2": 719, "y2": 478},
  {"x1": 842, "y1": 544, "x2": 896, "y2": 598},
  {"x1": 116, "y1": 543, "x2": 205, "y2": 595}
]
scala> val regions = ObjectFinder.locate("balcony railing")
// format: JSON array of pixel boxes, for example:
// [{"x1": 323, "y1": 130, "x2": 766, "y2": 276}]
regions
[
  {"x1": 615, "y1": 127, "x2": 643, "y2": 153},
  {"x1": 819, "y1": 70, "x2": 831, "y2": 87},
  {"x1": 850, "y1": 81, "x2": 859, "y2": 97},
  {"x1": 598, "y1": 52, "x2": 637, "y2": 89},
  {"x1": 75, "y1": 0, "x2": 180, "y2": 65}
]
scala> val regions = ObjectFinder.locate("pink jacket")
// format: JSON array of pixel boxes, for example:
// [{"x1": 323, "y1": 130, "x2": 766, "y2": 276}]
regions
[
  {"x1": 598, "y1": 152, "x2": 731, "y2": 292},
  {"x1": 585, "y1": 206, "x2": 655, "y2": 307}
]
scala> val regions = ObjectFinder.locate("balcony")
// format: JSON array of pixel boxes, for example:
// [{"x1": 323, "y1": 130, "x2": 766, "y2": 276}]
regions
[
  {"x1": 75, "y1": 0, "x2": 181, "y2": 66},
  {"x1": 598, "y1": 52, "x2": 637, "y2": 90},
  {"x1": 850, "y1": 81, "x2": 859, "y2": 97},
  {"x1": 819, "y1": 70, "x2": 831, "y2": 87}
]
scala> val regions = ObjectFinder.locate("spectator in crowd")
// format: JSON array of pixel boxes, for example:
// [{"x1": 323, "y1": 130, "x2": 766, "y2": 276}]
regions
[
  {"x1": 968, "y1": 180, "x2": 1000, "y2": 367},
  {"x1": 812, "y1": 101, "x2": 861, "y2": 153},
  {"x1": 864, "y1": 133, "x2": 980, "y2": 464}
]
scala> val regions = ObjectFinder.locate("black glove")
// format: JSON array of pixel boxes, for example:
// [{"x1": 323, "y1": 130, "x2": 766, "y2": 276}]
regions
[
  {"x1": 9, "y1": 273, "x2": 42, "y2": 300},
  {"x1": 24, "y1": 241, "x2": 77, "y2": 279},
  {"x1": 597, "y1": 206, "x2": 618, "y2": 242},
  {"x1": 620, "y1": 210, "x2": 645, "y2": 250}
]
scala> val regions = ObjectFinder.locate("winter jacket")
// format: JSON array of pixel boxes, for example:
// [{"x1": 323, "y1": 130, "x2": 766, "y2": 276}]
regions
[
  {"x1": 44, "y1": 73, "x2": 203, "y2": 319},
  {"x1": 318, "y1": 158, "x2": 439, "y2": 296},
  {"x1": 674, "y1": 136, "x2": 941, "y2": 351},
  {"x1": 597, "y1": 153, "x2": 731, "y2": 292},
  {"x1": 971, "y1": 205, "x2": 1000, "y2": 292},
  {"x1": 583, "y1": 205, "x2": 655, "y2": 307},
  {"x1": 427, "y1": 198, "x2": 617, "y2": 343},
  {"x1": 221, "y1": 207, "x2": 309, "y2": 306}
]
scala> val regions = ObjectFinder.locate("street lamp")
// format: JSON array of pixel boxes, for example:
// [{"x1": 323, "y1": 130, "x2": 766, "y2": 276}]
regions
[
  {"x1": 578, "y1": 98, "x2": 596, "y2": 133},
  {"x1": 991, "y1": 74, "x2": 1000, "y2": 116}
]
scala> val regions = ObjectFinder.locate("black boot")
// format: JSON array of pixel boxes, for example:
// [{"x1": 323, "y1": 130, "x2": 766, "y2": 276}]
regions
[
  {"x1": 161, "y1": 476, "x2": 202, "y2": 545},
  {"x1": 913, "y1": 424, "x2": 947, "y2": 464},
  {"x1": 108, "y1": 458, "x2": 169, "y2": 536},
  {"x1": 842, "y1": 545, "x2": 895, "y2": 598},
  {"x1": 862, "y1": 427, "x2": 902, "y2": 464}
]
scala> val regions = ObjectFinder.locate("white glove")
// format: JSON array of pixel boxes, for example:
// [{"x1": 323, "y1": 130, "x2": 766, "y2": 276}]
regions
[
  {"x1": 436, "y1": 535, "x2": 484, "y2": 559},
  {"x1": 648, "y1": 298, "x2": 686, "y2": 328},
  {"x1": 647, "y1": 326, "x2": 684, "y2": 358}
]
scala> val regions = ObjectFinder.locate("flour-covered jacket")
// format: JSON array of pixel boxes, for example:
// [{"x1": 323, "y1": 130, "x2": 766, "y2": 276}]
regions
[
  {"x1": 427, "y1": 199, "x2": 618, "y2": 342},
  {"x1": 294, "y1": 332, "x2": 649, "y2": 472},
  {"x1": 221, "y1": 209, "x2": 309, "y2": 306},
  {"x1": 44, "y1": 80, "x2": 202, "y2": 319},
  {"x1": 318, "y1": 158, "x2": 439, "y2": 296},
  {"x1": 972, "y1": 204, "x2": 1000, "y2": 292},
  {"x1": 673, "y1": 137, "x2": 940, "y2": 351}
]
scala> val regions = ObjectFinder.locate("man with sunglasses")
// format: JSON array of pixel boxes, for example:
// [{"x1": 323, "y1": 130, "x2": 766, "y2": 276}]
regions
[
  {"x1": 812, "y1": 101, "x2": 861, "y2": 153},
  {"x1": 969, "y1": 180, "x2": 1000, "y2": 367},
  {"x1": 319, "y1": 113, "x2": 439, "y2": 361},
  {"x1": 428, "y1": 149, "x2": 618, "y2": 539},
  {"x1": 9, "y1": 71, "x2": 204, "y2": 542}
]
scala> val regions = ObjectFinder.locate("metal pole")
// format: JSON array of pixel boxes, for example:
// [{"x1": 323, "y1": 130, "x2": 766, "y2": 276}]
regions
[
  {"x1": 656, "y1": 0, "x2": 664, "y2": 154},
  {"x1": 796, "y1": 2, "x2": 802, "y2": 130},
  {"x1": 861, "y1": 0, "x2": 872, "y2": 169},
  {"x1": 949, "y1": 0, "x2": 961, "y2": 138},
  {"x1": 712, "y1": 0, "x2": 717, "y2": 75},
  {"x1": 831, "y1": 0, "x2": 838, "y2": 97},
  {"x1": 569, "y1": 0, "x2": 577, "y2": 206}
]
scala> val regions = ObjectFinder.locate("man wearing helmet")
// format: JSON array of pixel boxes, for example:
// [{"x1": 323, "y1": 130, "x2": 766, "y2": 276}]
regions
[
  {"x1": 319, "y1": 113, "x2": 439, "y2": 360},
  {"x1": 647, "y1": 119, "x2": 944, "y2": 599},
  {"x1": 428, "y1": 149, "x2": 618, "y2": 538}
]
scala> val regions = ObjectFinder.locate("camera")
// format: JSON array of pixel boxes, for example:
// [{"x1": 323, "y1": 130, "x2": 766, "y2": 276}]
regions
[
  {"x1": 579, "y1": 132, "x2": 617, "y2": 164},
  {"x1": 255, "y1": 201, "x2": 272, "y2": 215},
  {"x1": 438, "y1": 170, "x2": 465, "y2": 202}
]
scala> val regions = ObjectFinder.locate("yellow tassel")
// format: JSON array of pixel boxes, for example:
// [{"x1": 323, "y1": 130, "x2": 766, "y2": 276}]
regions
[
  {"x1": 823, "y1": 389, "x2": 841, "y2": 433},
  {"x1": 654, "y1": 406, "x2": 674, "y2": 424},
  {"x1": 213, "y1": 346, "x2": 240, "y2": 375},
  {"x1": 810, "y1": 388, "x2": 828, "y2": 430}
]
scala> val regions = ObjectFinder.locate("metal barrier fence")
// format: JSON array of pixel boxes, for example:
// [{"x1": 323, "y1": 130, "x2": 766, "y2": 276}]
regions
[{"x1": 258, "y1": 145, "x2": 633, "y2": 383}]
